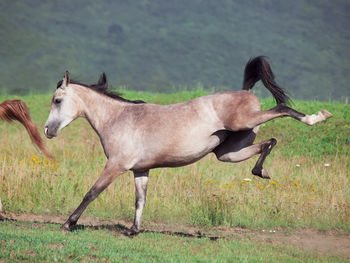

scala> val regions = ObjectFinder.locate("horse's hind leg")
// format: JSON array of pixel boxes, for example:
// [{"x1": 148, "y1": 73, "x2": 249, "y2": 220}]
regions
[
  {"x1": 213, "y1": 128, "x2": 277, "y2": 179},
  {"x1": 272, "y1": 104, "x2": 333, "y2": 125},
  {"x1": 216, "y1": 104, "x2": 332, "y2": 179},
  {"x1": 124, "y1": 170, "x2": 149, "y2": 236},
  {"x1": 241, "y1": 104, "x2": 332, "y2": 129}
]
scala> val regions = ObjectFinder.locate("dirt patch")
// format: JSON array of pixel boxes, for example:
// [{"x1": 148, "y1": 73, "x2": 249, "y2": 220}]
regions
[
  {"x1": 22, "y1": 250, "x2": 37, "y2": 258},
  {"x1": 47, "y1": 243, "x2": 64, "y2": 249},
  {"x1": 1, "y1": 212, "x2": 349, "y2": 259},
  {"x1": 270, "y1": 228, "x2": 350, "y2": 258}
]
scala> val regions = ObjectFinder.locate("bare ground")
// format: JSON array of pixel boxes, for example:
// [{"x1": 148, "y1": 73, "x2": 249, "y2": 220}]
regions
[{"x1": 1, "y1": 212, "x2": 349, "y2": 259}]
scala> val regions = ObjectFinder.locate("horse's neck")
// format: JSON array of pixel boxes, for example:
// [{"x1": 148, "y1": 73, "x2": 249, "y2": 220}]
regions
[{"x1": 77, "y1": 89, "x2": 125, "y2": 134}]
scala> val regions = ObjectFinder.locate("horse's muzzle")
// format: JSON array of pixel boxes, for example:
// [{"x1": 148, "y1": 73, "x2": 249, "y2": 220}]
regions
[{"x1": 44, "y1": 126, "x2": 55, "y2": 139}]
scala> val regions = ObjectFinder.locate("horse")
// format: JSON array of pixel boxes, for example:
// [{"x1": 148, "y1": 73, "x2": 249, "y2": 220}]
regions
[
  {"x1": 44, "y1": 56, "x2": 332, "y2": 235},
  {"x1": 0, "y1": 99, "x2": 53, "y2": 159}
]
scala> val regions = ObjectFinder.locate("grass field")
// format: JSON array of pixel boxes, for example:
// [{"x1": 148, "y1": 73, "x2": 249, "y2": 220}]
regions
[
  {"x1": 0, "y1": 91, "x2": 349, "y2": 261},
  {"x1": 0, "y1": 219, "x2": 348, "y2": 263}
]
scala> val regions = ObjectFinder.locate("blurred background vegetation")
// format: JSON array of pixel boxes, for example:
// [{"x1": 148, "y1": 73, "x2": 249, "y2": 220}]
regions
[{"x1": 0, "y1": 0, "x2": 349, "y2": 101}]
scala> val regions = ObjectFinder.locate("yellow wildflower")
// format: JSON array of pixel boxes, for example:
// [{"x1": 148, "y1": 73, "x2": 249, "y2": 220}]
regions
[{"x1": 311, "y1": 184, "x2": 316, "y2": 192}]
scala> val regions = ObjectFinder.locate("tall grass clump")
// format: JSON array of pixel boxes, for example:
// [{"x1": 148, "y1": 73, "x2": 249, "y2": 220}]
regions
[{"x1": 0, "y1": 92, "x2": 349, "y2": 231}]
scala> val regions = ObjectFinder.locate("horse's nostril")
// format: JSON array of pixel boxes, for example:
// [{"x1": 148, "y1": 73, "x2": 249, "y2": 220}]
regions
[{"x1": 44, "y1": 127, "x2": 48, "y2": 136}]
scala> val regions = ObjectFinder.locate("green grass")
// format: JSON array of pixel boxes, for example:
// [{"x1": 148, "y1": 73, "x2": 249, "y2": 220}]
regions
[
  {"x1": 0, "y1": 220, "x2": 346, "y2": 263},
  {"x1": 0, "y1": 91, "x2": 349, "y2": 231}
]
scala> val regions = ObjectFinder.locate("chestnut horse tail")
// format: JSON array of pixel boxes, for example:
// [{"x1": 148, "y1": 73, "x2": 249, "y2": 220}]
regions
[
  {"x1": 0, "y1": 100, "x2": 53, "y2": 159},
  {"x1": 242, "y1": 56, "x2": 290, "y2": 105}
]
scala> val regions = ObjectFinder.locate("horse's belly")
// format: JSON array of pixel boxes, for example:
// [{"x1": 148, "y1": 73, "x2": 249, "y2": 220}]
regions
[{"x1": 131, "y1": 131, "x2": 228, "y2": 171}]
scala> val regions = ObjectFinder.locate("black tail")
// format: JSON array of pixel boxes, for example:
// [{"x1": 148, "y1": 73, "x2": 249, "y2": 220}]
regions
[{"x1": 243, "y1": 56, "x2": 290, "y2": 104}]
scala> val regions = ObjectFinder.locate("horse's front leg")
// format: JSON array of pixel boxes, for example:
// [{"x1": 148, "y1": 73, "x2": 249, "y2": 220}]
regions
[
  {"x1": 124, "y1": 171, "x2": 149, "y2": 236},
  {"x1": 61, "y1": 161, "x2": 126, "y2": 231}
]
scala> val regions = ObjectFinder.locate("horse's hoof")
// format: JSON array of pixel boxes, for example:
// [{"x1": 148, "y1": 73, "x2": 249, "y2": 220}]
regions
[
  {"x1": 252, "y1": 167, "x2": 270, "y2": 179},
  {"x1": 319, "y1": 110, "x2": 333, "y2": 120},
  {"x1": 60, "y1": 224, "x2": 71, "y2": 232},
  {"x1": 260, "y1": 168, "x2": 271, "y2": 179},
  {"x1": 123, "y1": 229, "x2": 140, "y2": 237}
]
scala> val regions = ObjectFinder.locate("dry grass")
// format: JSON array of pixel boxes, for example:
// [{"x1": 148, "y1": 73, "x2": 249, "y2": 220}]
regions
[{"x1": 0, "y1": 119, "x2": 349, "y2": 230}]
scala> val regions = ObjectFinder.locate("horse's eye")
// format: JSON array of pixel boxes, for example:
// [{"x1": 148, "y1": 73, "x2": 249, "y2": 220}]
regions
[{"x1": 54, "y1": 98, "x2": 62, "y2": 104}]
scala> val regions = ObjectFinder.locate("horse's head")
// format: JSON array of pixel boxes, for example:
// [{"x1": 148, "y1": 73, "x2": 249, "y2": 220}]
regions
[{"x1": 44, "y1": 71, "x2": 81, "y2": 139}]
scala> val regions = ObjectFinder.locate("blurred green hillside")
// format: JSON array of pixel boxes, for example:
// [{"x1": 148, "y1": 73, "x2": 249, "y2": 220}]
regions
[{"x1": 0, "y1": 0, "x2": 349, "y2": 101}]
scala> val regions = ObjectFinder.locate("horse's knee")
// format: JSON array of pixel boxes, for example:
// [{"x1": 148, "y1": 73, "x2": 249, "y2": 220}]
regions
[
  {"x1": 135, "y1": 196, "x2": 146, "y2": 209},
  {"x1": 265, "y1": 138, "x2": 277, "y2": 152},
  {"x1": 83, "y1": 188, "x2": 97, "y2": 202}
]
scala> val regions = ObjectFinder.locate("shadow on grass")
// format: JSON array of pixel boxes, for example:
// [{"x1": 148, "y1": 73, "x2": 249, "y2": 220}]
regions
[
  {"x1": 70, "y1": 223, "x2": 129, "y2": 232},
  {"x1": 71, "y1": 224, "x2": 219, "y2": 241},
  {"x1": 0, "y1": 214, "x2": 219, "y2": 241}
]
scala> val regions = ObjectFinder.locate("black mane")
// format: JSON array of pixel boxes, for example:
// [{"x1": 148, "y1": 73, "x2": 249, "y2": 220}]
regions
[{"x1": 56, "y1": 73, "x2": 145, "y2": 104}]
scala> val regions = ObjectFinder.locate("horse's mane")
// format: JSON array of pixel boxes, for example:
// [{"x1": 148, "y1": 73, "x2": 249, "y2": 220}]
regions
[
  {"x1": 57, "y1": 73, "x2": 145, "y2": 104},
  {"x1": 0, "y1": 100, "x2": 53, "y2": 158}
]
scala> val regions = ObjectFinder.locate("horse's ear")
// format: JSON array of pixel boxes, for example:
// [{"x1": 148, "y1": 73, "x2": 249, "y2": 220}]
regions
[
  {"x1": 98, "y1": 72, "x2": 107, "y2": 87},
  {"x1": 63, "y1": 70, "x2": 70, "y2": 88}
]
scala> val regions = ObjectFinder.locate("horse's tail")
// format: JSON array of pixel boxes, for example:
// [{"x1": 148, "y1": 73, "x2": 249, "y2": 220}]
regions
[
  {"x1": 242, "y1": 56, "x2": 290, "y2": 104},
  {"x1": 0, "y1": 100, "x2": 53, "y2": 159}
]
